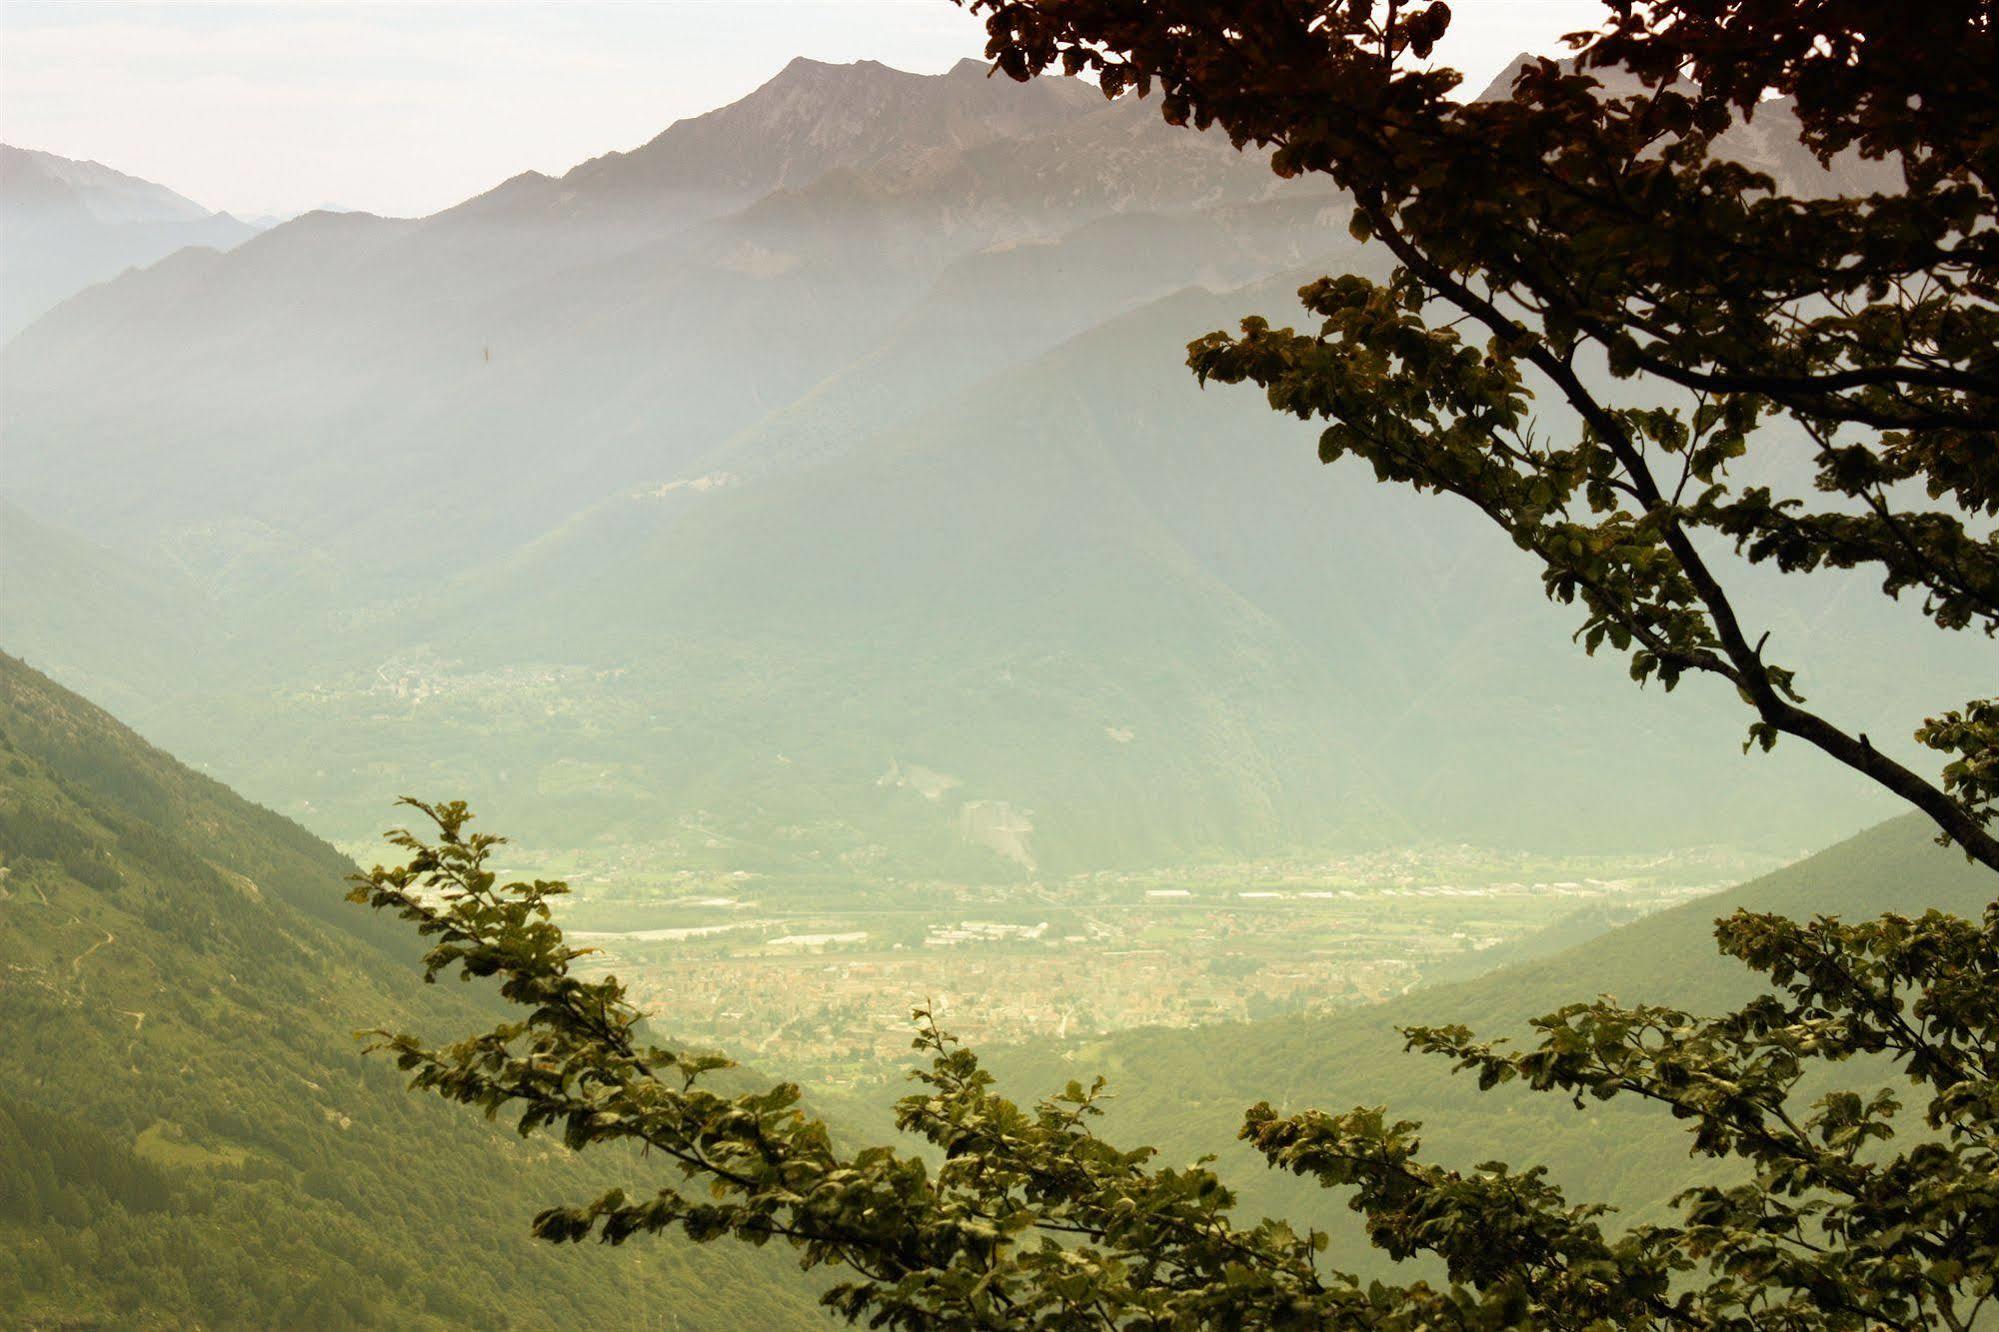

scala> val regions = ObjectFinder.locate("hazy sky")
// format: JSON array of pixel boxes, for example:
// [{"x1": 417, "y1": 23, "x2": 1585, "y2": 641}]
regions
[{"x1": 0, "y1": 1, "x2": 1605, "y2": 220}]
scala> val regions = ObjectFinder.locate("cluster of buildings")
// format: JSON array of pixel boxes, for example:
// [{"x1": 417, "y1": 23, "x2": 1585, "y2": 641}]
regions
[
  {"x1": 557, "y1": 840, "x2": 1782, "y2": 1085},
  {"x1": 617, "y1": 946, "x2": 1424, "y2": 1083}
]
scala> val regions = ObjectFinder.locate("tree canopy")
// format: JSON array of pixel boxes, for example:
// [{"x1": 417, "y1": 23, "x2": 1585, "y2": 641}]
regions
[{"x1": 357, "y1": 3, "x2": 1999, "y2": 1327}]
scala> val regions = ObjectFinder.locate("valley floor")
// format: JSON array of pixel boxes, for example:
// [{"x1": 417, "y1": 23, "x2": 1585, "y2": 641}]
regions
[{"x1": 474, "y1": 839, "x2": 1786, "y2": 1085}]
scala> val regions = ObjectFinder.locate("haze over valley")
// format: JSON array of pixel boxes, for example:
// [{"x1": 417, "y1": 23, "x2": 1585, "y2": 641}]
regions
[{"x1": 5, "y1": 56, "x2": 1978, "y2": 883}]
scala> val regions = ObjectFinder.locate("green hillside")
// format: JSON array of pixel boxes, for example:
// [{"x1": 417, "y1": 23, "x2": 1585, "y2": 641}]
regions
[
  {"x1": 972, "y1": 814, "x2": 1998, "y2": 1273},
  {"x1": 0, "y1": 652, "x2": 821, "y2": 1328}
]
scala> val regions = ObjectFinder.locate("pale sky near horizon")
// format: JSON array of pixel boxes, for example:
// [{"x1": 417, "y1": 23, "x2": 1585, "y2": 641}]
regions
[{"x1": 0, "y1": 1, "x2": 1605, "y2": 220}]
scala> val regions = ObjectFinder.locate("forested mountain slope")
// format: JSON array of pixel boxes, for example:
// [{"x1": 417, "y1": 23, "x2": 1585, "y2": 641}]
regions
[
  {"x1": 0, "y1": 653, "x2": 821, "y2": 1328},
  {"x1": 975, "y1": 815, "x2": 1997, "y2": 1273}
]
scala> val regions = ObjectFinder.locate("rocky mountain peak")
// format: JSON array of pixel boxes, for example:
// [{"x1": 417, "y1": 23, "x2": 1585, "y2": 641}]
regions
[{"x1": 553, "y1": 56, "x2": 1098, "y2": 205}]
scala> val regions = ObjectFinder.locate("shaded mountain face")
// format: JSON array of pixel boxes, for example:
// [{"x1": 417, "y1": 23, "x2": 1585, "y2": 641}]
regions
[
  {"x1": 0, "y1": 144, "x2": 260, "y2": 342},
  {"x1": 0, "y1": 58, "x2": 1978, "y2": 873},
  {"x1": 0, "y1": 652, "x2": 822, "y2": 1327}
]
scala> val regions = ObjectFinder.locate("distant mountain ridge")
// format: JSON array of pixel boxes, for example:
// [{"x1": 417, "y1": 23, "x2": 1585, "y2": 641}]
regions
[
  {"x1": 0, "y1": 58, "x2": 1328, "y2": 575},
  {"x1": 515, "y1": 57, "x2": 1099, "y2": 207},
  {"x1": 0, "y1": 143, "x2": 259, "y2": 342},
  {"x1": 2, "y1": 144, "x2": 216, "y2": 224}
]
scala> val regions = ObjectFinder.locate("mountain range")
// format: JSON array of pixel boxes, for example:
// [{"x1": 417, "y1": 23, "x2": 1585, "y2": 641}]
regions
[
  {"x1": 0, "y1": 144, "x2": 260, "y2": 343},
  {"x1": 1, "y1": 55, "x2": 1983, "y2": 876}
]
